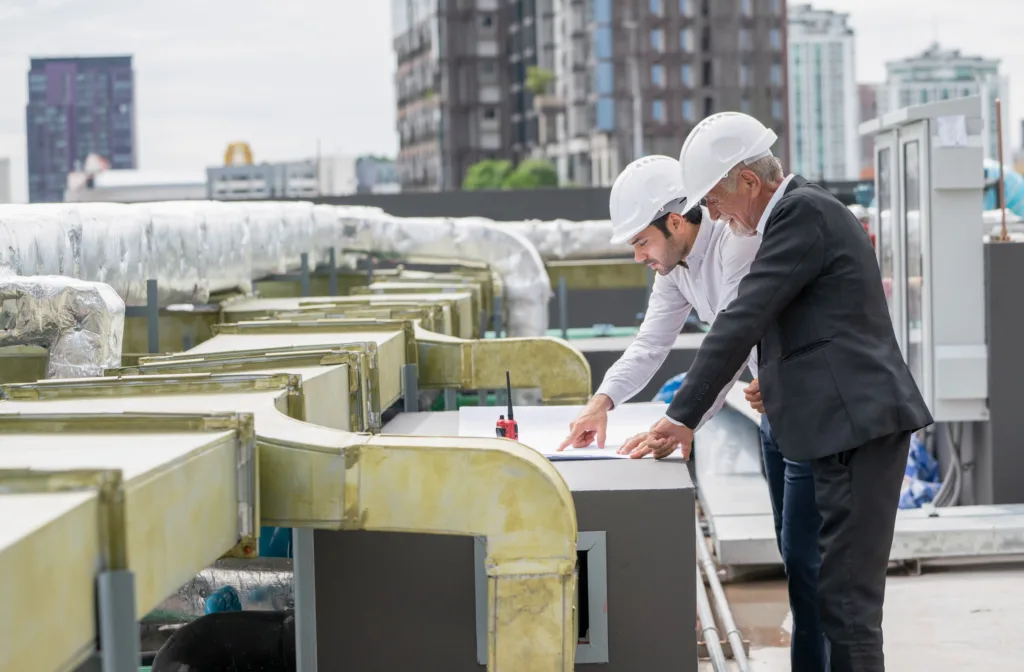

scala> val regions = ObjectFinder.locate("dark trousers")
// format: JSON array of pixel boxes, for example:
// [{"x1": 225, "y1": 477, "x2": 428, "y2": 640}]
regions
[
  {"x1": 761, "y1": 416, "x2": 829, "y2": 672},
  {"x1": 811, "y1": 430, "x2": 911, "y2": 672}
]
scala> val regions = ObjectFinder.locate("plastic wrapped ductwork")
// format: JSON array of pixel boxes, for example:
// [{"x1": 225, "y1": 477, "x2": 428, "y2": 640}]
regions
[
  {"x1": 0, "y1": 275, "x2": 125, "y2": 378},
  {"x1": 338, "y1": 208, "x2": 552, "y2": 337},
  {"x1": 499, "y1": 218, "x2": 622, "y2": 260},
  {"x1": 312, "y1": 204, "x2": 343, "y2": 265},
  {"x1": 145, "y1": 201, "x2": 254, "y2": 297},
  {"x1": 0, "y1": 205, "x2": 79, "y2": 278}
]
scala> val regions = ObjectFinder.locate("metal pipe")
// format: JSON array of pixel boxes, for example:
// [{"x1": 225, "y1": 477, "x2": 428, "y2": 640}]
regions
[
  {"x1": 996, "y1": 98, "x2": 1009, "y2": 242},
  {"x1": 696, "y1": 513, "x2": 750, "y2": 672},
  {"x1": 696, "y1": 566, "x2": 728, "y2": 672}
]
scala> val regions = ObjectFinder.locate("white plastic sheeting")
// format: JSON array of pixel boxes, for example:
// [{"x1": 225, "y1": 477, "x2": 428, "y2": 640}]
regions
[
  {"x1": 0, "y1": 201, "x2": 553, "y2": 340},
  {"x1": 0, "y1": 275, "x2": 125, "y2": 378}
]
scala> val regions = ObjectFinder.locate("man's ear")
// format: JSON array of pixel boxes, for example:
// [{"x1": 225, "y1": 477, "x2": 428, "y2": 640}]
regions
[{"x1": 740, "y1": 169, "x2": 760, "y2": 192}]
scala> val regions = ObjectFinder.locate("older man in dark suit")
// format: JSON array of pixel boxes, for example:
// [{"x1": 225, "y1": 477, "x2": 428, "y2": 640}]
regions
[{"x1": 625, "y1": 112, "x2": 933, "y2": 672}]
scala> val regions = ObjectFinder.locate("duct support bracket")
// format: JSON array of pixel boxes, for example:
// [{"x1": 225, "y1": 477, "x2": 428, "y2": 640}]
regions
[
  {"x1": 98, "y1": 569, "x2": 139, "y2": 672},
  {"x1": 402, "y1": 363, "x2": 419, "y2": 412}
]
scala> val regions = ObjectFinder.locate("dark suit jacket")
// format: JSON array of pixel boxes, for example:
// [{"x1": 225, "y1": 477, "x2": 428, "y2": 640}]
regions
[{"x1": 667, "y1": 175, "x2": 933, "y2": 460}]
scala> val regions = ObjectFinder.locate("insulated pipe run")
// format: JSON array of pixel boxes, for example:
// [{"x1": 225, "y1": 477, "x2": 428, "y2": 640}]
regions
[
  {"x1": 696, "y1": 513, "x2": 751, "y2": 672},
  {"x1": 696, "y1": 566, "x2": 728, "y2": 672}
]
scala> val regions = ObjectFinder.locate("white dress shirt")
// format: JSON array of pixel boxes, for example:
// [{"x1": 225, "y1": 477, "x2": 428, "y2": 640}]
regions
[{"x1": 595, "y1": 207, "x2": 762, "y2": 430}]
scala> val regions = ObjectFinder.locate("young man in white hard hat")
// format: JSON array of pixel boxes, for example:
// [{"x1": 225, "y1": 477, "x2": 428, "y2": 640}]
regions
[
  {"x1": 631, "y1": 112, "x2": 932, "y2": 672},
  {"x1": 557, "y1": 154, "x2": 829, "y2": 671}
]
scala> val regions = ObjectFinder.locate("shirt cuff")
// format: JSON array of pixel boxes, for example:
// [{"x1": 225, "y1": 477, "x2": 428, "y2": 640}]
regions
[{"x1": 661, "y1": 414, "x2": 685, "y2": 426}]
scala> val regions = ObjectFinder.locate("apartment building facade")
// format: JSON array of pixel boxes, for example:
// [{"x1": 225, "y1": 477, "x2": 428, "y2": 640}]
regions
[
  {"x1": 393, "y1": 0, "x2": 510, "y2": 191},
  {"x1": 26, "y1": 55, "x2": 136, "y2": 203},
  {"x1": 880, "y1": 43, "x2": 1010, "y2": 162},
  {"x1": 392, "y1": 0, "x2": 788, "y2": 190},
  {"x1": 537, "y1": 0, "x2": 790, "y2": 187},
  {"x1": 787, "y1": 4, "x2": 859, "y2": 181}
]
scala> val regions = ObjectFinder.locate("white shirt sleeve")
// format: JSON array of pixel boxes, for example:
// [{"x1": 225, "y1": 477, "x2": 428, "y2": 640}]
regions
[
  {"x1": 595, "y1": 271, "x2": 693, "y2": 408},
  {"x1": 679, "y1": 230, "x2": 762, "y2": 431}
]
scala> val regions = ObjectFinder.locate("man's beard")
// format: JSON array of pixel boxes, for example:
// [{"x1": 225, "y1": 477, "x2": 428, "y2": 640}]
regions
[{"x1": 727, "y1": 218, "x2": 758, "y2": 238}]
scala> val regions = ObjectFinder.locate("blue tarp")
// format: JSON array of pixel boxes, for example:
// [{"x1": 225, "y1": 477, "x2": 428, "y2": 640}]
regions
[
  {"x1": 982, "y1": 159, "x2": 1024, "y2": 218},
  {"x1": 653, "y1": 372, "x2": 687, "y2": 403},
  {"x1": 258, "y1": 525, "x2": 292, "y2": 558},
  {"x1": 899, "y1": 432, "x2": 941, "y2": 509}
]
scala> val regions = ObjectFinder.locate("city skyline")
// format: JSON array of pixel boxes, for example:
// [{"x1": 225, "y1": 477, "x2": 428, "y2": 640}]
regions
[{"x1": 0, "y1": 0, "x2": 1022, "y2": 202}]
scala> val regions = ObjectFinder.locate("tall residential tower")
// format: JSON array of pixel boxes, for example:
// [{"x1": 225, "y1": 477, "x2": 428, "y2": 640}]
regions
[{"x1": 26, "y1": 56, "x2": 136, "y2": 203}]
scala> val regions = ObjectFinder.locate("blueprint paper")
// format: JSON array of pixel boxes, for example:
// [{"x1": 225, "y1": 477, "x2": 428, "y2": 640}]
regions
[{"x1": 457, "y1": 403, "x2": 670, "y2": 459}]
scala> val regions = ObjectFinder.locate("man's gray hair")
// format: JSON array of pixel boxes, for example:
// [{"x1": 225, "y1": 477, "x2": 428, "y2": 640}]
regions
[{"x1": 722, "y1": 153, "x2": 784, "y2": 192}]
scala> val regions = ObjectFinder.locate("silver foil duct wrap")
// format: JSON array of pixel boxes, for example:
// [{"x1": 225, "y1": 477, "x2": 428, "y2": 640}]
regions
[
  {"x1": 495, "y1": 204, "x2": 874, "y2": 261},
  {"x1": 338, "y1": 207, "x2": 553, "y2": 337},
  {"x1": 146, "y1": 557, "x2": 295, "y2": 622},
  {"x1": 2, "y1": 200, "x2": 557, "y2": 340},
  {"x1": 0, "y1": 275, "x2": 125, "y2": 378}
]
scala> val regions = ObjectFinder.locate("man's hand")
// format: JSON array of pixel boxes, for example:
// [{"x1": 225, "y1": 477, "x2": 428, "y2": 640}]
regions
[
  {"x1": 744, "y1": 378, "x2": 764, "y2": 414},
  {"x1": 620, "y1": 418, "x2": 694, "y2": 460},
  {"x1": 557, "y1": 394, "x2": 613, "y2": 451}
]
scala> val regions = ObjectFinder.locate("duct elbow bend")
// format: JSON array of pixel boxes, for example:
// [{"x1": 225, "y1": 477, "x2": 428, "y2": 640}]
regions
[{"x1": 358, "y1": 435, "x2": 578, "y2": 671}]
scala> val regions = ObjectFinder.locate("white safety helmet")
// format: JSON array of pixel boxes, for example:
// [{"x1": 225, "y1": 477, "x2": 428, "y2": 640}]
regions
[
  {"x1": 677, "y1": 112, "x2": 778, "y2": 211},
  {"x1": 609, "y1": 155, "x2": 689, "y2": 245}
]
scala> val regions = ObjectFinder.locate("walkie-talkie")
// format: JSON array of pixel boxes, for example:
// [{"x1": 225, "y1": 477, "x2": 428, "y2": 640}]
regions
[{"x1": 494, "y1": 371, "x2": 519, "y2": 441}]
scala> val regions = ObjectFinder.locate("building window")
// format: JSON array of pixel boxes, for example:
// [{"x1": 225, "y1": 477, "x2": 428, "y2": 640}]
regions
[
  {"x1": 770, "y1": 28, "x2": 781, "y2": 50},
  {"x1": 681, "y1": 64, "x2": 694, "y2": 87},
  {"x1": 704, "y1": 96, "x2": 714, "y2": 116},
  {"x1": 772, "y1": 97, "x2": 783, "y2": 119},
  {"x1": 771, "y1": 63, "x2": 782, "y2": 85},
  {"x1": 680, "y1": 28, "x2": 693, "y2": 51},
  {"x1": 679, "y1": 0, "x2": 690, "y2": 17},
  {"x1": 649, "y1": 0, "x2": 663, "y2": 16},
  {"x1": 594, "y1": 0, "x2": 611, "y2": 24},
  {"x1": 651, "y1": 64, "x2": 666, "y2": 87},
  {"x1": 682, "y1": 98, "x2": 694, "y2": 121},
  {"x1": 739, "y1": 63, "x2": 750, "y2": 87},
  {"x1": 597, "y1": 97, "x2": 615, "y2": 131},
  {"x1": 702, "y1": 60, "x2": 713, "y2": 86},
  {"x1": 739, "y1": 28, "x2": 751, "y2": 51},
  {"x1": 595, "y1": 26, "x2": 613, "y2": 59},
  {"x1": 740, "y1": 0, "x2": 752, "y2": 17},
  {"x1": 650, "y1": 29, "x2": 664, "y2": 52},
  {"x1": 596, "y1": 61, "x2": 614, "y2": 94},
  {"x1": 652, "y1": 99, "x2": 666, "y2": 123},
  {"x1": 741, "y1": 97, "x2": 751, "y2": 114},
  {"x1": 770, "y1": 0, "x2": 781, "y2": 14},
  {"x1": 480, "y1": 14, "x2": 493, "y2": 28},
  {"x1": 483, "y1": 107, "x2": 497, "y2": 119}
]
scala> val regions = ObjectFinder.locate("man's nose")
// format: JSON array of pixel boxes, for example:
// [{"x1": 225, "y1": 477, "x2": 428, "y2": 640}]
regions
[{"x1": 633, "y1": 248, "x2": 646, "y2": 263}]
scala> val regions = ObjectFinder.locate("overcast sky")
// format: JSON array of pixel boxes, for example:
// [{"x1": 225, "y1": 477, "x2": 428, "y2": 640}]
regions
[{"x1": 0, "y1": 0, "x2": 1022, "y2": 203}]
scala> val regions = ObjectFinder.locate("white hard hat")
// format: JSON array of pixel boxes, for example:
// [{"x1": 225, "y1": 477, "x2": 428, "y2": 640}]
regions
[
  {"x1": 609, "y1": 155, "x2": 688, "y2": 244},
  {"x1": 677, "y1": 112, "x2": 778, "y2": 211}
]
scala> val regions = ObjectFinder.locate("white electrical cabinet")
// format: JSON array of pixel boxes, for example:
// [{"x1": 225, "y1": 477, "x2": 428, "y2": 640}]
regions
[{"x1": 860, "y1": 96, "x2": 989, "y2": 422}]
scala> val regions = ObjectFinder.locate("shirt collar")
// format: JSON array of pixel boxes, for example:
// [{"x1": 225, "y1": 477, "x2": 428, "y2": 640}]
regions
[
  {"x1": 683, "y1": 205, "x2": 714, "y2": 275},
  {"x1": 756, "y1": 173, "x2": 796, "y2": 236}
]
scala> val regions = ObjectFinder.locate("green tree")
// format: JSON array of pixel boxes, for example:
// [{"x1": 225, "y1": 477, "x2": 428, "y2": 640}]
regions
[
  {"x1": 501, "y1": 159, "x2": 559, "y2": 189},
  {"x1": 462, "y1": 159, "x2": 513, "y2": 191},
  {"x1": 525, "y1": 66, "x2": 555, "y2": 96}
]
